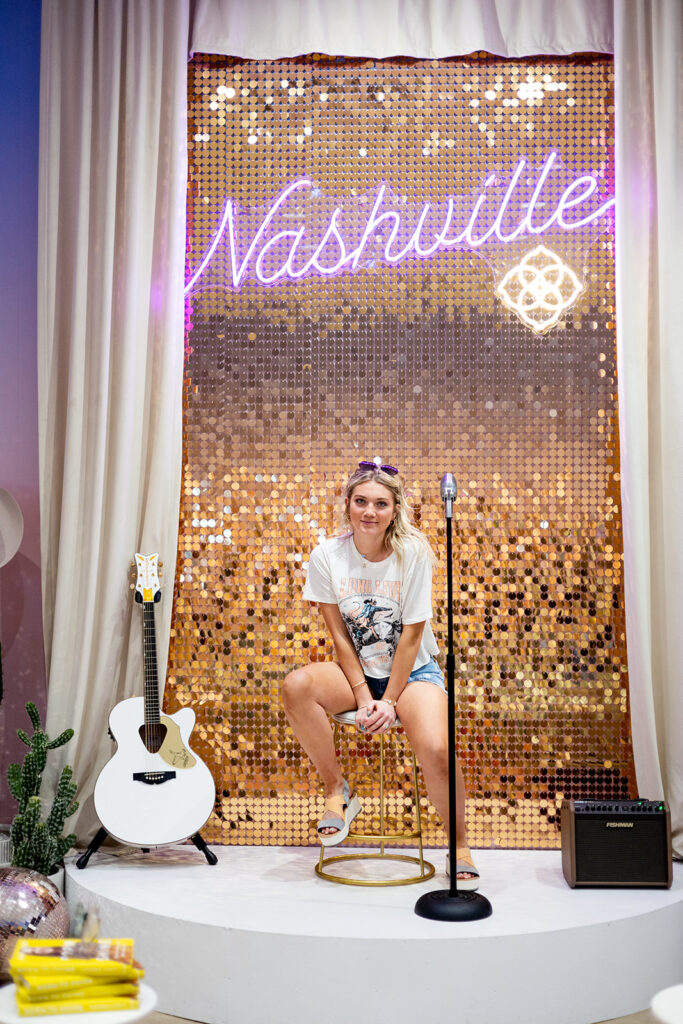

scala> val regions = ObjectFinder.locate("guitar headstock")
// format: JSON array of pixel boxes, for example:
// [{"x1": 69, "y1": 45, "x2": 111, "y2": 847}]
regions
[{"x1": 133, "y1": 553, "x2": 162, "y2": 604}]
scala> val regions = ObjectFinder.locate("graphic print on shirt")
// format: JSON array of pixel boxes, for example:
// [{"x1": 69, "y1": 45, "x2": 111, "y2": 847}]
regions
[{"x1": 339, "y1": 589, "x2": 402, "y2": 675}]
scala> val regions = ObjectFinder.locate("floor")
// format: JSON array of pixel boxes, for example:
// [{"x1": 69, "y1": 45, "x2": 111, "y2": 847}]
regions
[{"x1": 147, "y1": 1008, "x2": 659, "y2": 1023}]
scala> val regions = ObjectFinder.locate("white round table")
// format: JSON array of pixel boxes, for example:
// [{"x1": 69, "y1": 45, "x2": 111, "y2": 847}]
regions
[
  {"x1": 0, "y1": 983, "x2": 157, "y2": 1024},
  {"x1": 652, "y1": 984, "x2": 683, "y2": 1024}
]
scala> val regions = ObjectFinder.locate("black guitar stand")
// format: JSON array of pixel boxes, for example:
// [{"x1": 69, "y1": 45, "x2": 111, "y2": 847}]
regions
[{"x1": 76, "y1": 827, "x2": 218, "y2": 868}]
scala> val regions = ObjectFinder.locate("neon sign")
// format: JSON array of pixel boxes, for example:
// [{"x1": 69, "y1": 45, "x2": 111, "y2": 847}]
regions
[
  {"x1": 495, "y1": 245, "x2": 584, "y2": 333},
  {"x1": 185, "y1": 151, "x2": 613, "y2": 293}
]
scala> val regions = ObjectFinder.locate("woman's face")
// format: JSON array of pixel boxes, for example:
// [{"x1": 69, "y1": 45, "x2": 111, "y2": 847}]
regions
[{"x1": 345, "y1": 480, "x2": 396, "y2": 541}]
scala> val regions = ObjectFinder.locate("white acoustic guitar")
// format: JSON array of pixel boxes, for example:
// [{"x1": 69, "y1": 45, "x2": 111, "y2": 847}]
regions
[{"x1": 92, "y1": 553, "x2": 216, "y2": 851}]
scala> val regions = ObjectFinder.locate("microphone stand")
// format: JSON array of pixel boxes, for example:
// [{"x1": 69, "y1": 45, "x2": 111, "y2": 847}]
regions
[{"x1": 415, "y1": 475, "x2": 492, "y2": 921}]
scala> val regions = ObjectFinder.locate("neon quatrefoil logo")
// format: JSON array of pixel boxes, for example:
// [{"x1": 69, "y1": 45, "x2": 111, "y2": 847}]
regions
[{"x1": 495, "y1": 245, "x2": 584, "y2": 333}]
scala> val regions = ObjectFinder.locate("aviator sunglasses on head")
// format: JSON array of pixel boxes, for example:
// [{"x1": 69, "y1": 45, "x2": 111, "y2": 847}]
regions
[{"x1": 357, "y1": 461, "x2": 399, "y2": 476}]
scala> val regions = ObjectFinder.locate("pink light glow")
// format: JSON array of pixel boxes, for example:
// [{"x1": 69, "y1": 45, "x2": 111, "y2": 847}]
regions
[{"x1": 185, "y1": 152, "x2": 614, "y2": 293}]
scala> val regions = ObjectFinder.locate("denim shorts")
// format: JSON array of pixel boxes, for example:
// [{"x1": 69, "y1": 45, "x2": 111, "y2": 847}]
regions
[{"x1": 365, "y1": 656, "x2": 445, "y2": 699}]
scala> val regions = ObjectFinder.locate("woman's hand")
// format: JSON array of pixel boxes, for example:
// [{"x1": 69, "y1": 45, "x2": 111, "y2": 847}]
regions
[
  {"x1": 356, "y1": 699, "x2": 397, "y2": 735},
  {"x1": 355, "y1": 702, "x2": 374, "y2": 733}
]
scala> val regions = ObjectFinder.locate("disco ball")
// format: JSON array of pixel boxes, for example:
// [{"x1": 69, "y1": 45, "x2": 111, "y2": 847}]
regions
[{"x1": 0, "y1": 866, "x2": 70, "y2": 982}]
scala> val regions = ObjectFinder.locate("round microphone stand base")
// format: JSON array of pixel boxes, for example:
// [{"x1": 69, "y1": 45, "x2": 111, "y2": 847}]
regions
[{"x1": 415, "y1": 888, "x2": 492, "y2": 921}]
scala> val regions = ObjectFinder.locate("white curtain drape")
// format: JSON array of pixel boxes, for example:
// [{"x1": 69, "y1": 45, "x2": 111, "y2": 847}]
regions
[
  {"x1": 38, "y1": 0, "x2": 191, "y2": 838},
  {"x1": 614, "y1": 0, "x2": 683, "y2": 854},
  {"x1": 40, "y1": 0, "x2": 682, "y2": 850},
  {"x1": 190, "y1": 0, "x2": 613, "y2": 58}
]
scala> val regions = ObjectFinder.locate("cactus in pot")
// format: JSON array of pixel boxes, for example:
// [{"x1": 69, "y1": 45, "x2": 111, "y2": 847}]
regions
[{"x1": 7, "y1": 702, "x2": 79, "y2": 876}]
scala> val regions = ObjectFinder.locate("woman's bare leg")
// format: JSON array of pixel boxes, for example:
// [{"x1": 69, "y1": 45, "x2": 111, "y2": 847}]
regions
[
  {"x1": 281, "y1": 661, "x2": 359, "y2": 834},
  {"x1": 396, "y1": 682, "x2": 475, "y2": 878}
]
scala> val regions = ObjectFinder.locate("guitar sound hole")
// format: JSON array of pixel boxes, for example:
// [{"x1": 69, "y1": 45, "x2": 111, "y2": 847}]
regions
[{"x1": 139, "y1": 722, "x2": 167, "y2": 753}]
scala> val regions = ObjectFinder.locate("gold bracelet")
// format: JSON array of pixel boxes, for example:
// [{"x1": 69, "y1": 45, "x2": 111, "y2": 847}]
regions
[
  {"x1": 350, "y1": 681, "x2": 367, "y2": 690},
  {"x1": 381, "y1": 697, "x2": 397, "y2": 708}
]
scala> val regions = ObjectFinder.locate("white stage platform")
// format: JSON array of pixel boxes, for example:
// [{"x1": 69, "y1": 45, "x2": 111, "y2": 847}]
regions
[{"x1": 65, "y1": 845, "x2": 683, "y2": 1024}]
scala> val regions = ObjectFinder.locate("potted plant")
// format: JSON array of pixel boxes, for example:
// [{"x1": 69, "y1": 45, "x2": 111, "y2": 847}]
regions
[{"x1": 7, "y1": 702, "x2": 79, "y2": 881}]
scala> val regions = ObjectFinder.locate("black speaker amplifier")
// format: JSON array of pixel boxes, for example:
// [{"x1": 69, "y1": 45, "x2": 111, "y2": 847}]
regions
[{"x1": 561, "y1": 798, "x2": 672, "y2": 888}]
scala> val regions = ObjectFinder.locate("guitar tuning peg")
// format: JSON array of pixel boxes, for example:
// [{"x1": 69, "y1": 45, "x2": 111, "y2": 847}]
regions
[{"x1": 159, "y1": 561, "x2": 164, "y2": 568}]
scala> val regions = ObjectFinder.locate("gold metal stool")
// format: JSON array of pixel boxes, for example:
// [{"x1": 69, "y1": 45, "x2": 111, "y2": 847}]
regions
[{"x1": 315, "y1": 710, "x2": 435, "y2": 886}]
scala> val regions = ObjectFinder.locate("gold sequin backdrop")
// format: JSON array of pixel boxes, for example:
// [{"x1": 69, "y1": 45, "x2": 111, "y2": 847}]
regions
[{"x1": 167, "y1": 53, "x2": 635, "y2": 848}]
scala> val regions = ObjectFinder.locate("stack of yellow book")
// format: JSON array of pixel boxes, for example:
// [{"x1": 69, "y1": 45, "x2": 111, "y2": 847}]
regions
[{"x1": 9, "y1": 938, "x2": 144, "y2": 1016}]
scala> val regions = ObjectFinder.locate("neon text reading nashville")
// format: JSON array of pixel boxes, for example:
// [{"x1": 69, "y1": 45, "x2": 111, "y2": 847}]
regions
[{"x1": 185, "y1": 151, "x2": 614, "y2": 292}]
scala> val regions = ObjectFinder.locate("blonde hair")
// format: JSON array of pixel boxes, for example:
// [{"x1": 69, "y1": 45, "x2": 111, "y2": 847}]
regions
[{"x1": 341, "y1": 466, "x2": 436, "y2": 566}]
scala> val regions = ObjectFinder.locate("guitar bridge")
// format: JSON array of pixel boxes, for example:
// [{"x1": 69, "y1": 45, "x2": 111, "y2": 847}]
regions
[{"x1": 133, "y1": 771, "x2": 176, "y2": 785}]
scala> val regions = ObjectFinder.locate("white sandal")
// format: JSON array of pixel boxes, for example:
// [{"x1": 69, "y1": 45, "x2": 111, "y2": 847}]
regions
[
  {"x1": 445, "y1": 848, "x2": 480, "y2": 891},
  {"x1": 317, "y1": 778, "x2": 361, "y2": 847}
]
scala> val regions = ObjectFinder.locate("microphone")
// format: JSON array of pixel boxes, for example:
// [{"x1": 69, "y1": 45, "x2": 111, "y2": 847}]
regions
[
  {"x1": 440, "y1": 473, "x2": 457, "y2": 518},
  {"x1": 440, "y1": 473, "x2": 457, "y2": 501}
]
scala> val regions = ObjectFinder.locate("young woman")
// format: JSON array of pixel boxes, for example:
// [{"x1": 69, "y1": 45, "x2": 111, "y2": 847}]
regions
[{"x1": 282, "y1": 461, "x2": 479, "y2": 888}]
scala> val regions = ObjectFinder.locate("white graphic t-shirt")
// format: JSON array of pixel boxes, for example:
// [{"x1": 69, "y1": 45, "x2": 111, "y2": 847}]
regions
[{"x1": 303, "y1": 534, "x2": 439, "y2": 678}]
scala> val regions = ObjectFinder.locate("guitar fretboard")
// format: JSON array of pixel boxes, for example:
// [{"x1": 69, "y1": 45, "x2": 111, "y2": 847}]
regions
[{"x1": 142, "y1": 601, "x2": 160, "y2": 726}]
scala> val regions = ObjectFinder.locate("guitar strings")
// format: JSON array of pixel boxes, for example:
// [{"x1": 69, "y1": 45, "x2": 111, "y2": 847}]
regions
[{"x1": 143, "y1": 601, "x2": 160, "y2": 757}]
